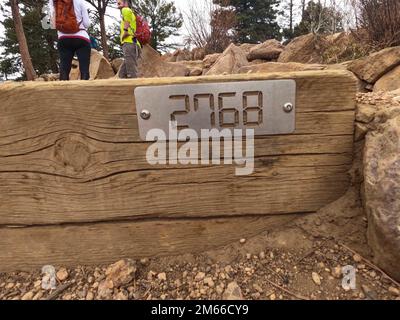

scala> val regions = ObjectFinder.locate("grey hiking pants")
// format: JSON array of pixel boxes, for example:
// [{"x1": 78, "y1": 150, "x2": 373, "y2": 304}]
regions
[{"x1": 119, "y1": 42, "x2": 141, "y2": 79}]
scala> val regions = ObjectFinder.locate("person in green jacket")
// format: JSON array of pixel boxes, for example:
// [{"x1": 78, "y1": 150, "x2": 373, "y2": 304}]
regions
[{"x1": 117, "y1": 0, "x2": 141, "y2": 78}]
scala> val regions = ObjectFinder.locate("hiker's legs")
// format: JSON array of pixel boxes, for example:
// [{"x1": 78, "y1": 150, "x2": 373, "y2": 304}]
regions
[
  {"x1": 121, "y1": 43, "x2": 139, "y2": 78},
  {"x1": 58, "y1": 39, "x2": 75, "y2": 81},
  {"x1": 118, "y1": 61, "x2": 128, "y2": 79},
  {"x1": 75, "y1": 40, "x2": 91, "y2": 80}
]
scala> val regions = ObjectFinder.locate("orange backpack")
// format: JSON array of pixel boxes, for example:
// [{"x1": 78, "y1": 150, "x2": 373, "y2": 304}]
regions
[{"x1": 54, "y1": 0, "x2": 80, "y2": 34}]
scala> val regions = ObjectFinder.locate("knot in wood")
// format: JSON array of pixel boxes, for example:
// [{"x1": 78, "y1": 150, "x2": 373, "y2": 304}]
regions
[{"x1": 55, "y1": 135, "x2": 91, "y2": 173}]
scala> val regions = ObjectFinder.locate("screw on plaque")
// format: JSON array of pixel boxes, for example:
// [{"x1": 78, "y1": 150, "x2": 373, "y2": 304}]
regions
[
  {"x1": 283, "y1": 103, "x2": 294, "y2": 113},
  {"x1": 140, "y1": 109, "x2": 151, "y2": 120}
]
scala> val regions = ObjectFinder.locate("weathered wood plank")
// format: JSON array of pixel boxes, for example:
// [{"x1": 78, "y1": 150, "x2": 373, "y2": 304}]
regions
[
  {"x1": 0, "y1": 71, "x2": 356, "y2": 226},
  {"x1": 0, "y1": 215, "x2": 298, "y2": 271},
  {"x1": 0, "y1": 152, "x2": 351, "y2": 225}
]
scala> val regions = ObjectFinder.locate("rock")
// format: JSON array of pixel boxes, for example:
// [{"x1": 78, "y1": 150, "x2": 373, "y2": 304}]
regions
[
  {"x1": 69, "y1": 49, "x2": 115, "y2": 80},
  {"x1": 111, "y1": 58, "x2": 124, "y2": 74},
  {"x1": 247, "y1": 39, "x2": 284, "y2": 61},
  {"x1": 355, "y1": 123, "x2": 369, "y2": 141},
  {"x1": 269, "y1": 293, "x2": 276, "y2": 300},
  {"x1": 192, "y1": 47, "x2": 206, "y2": 61},
  {"x1": 361, "y1": 284, "x2": 378, "y2": 300},
  {"x1": 97, "y1": 279, "x2": 113, "y2": 299},
  {"x1": 239, "y1": 62, "x2": 326, "y2": 74},
  {"x1": 388, "y1": 286, "x2": 400, "y2": 296},
  {"x1": 239, "y1": 238, "x2": 246, "y2": 244},
  {"x1": 195, "y1": 272, "x2": 206, "y2": 282},
  {"x1": 114, "y1": 291, "x2": 128, "y2": 300},
  {"x1": 157, "y1": 272, "x2": 167, "y2": 282},
  {"x1": 203, "y1": 53, "x2": 221, "y2": 69},
  {"x1": 56, "y1": 268, "x2": 69, "y2": 282},
  {"x1": 364, "y1": 115, "x2": 400, "y2": 281},
  {"x1": 278, "y1": 34, "x2": 324, "y2": 64},
  {"x1": 86, "y1": 291, "x2": 94, "y2": 300},
  {"x1": 374, "y1": 65, "x2": 400, "y2": 92},
  {"x1": 21, "y1": 291, "x2": 34, "y2": 300},
  {"x1": 253, "y1": 283, "x2": 263, "y2": 293},
  {"x1": 105, "y1": 259, "x2": 136, "y2": 288},
  {"x1": 353, "y1": 254, "x2": 363, "y2": 263},
  {"x1": 222, "y1": 282, "x2": 243, "y2": 300},
  {"x1": 138, "y1": 45, "x2": 190, "y2": 78},
  {"x1": 169, "y1": 49, "x2": 192, "y2": 62},
  {"x1": 239, "y1": 43, "x2": 257, "y2": 55},
  {"x1": 206, "y1": 44, "x2": 248, "y2": 75},
  {"x1": 89, "y1": 49, "x2": 115, "y2": 79},
  {"x1": 312, "y1": 272, "x2": 321, "y2": 285},
  {"x1": 175, "y1": 60, "x2": 204, "y2": 77},
  {"x1": 189, "y1": 67, "x2": 203, "y2": 77},
  {"x1": 356, "y1": 104, "x2": 376, "y2": 123},
  {"x1": 348, "y1": 46, "x2": 400, "y2": 84},
  {"x1": 204, "y1": 277, "x2": 215, "y2": 288}
]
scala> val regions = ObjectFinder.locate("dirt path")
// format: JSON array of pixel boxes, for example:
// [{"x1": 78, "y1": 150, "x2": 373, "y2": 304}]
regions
[{"x1": 1, "y1": 187, "x2": 399, "y2": 300}]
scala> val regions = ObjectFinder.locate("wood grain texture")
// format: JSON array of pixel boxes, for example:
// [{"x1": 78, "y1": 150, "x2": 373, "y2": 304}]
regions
[
  {"x1": 0, "y1": 71, "x2": 357, "y2": 226},
  {"x1": 0, "y1": 215, "x2": 297, "y2": 271}
]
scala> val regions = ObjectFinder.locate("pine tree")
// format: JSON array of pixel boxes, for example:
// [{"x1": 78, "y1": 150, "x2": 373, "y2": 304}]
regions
[
  {"x1": 214, "y1": 0, "x2": 282, "y2": 43},
  {"x1": 130, "y1": 0, "x2": 183, "y2": 51},
  {"x1": 0, "y1": 0, "x2": 58, "y2": 79}
]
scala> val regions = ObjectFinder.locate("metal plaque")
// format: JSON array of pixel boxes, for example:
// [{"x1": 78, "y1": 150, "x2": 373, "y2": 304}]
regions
[{"x1": 135, "y1": 80, "x2": 296, "y2": 141}]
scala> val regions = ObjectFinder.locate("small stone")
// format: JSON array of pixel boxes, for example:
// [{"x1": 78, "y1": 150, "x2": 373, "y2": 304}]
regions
[
  {"x1": 158, "y1": 273, "x2": 167, "y2": 282},
  {"x1": 222, "y1": 282, "x2": 243, "y2": 300},
  {"x1": 259, "y1": 252, "x2": 266, "y2": 259},
  {"x1": 114, "y1": 291, "x2": 128, "y2": 300},
  {"x1": 369, "y1": 271, "x2": 377, "y2": 278},
  {"x1": 33, "y1": 291, "x2": 43, "y2": 300},
  {"x1": 204, "y1": 277, "x2": 215, "y2": 288},
  {"x1": 269, "y1": 293, "x2": 276, "y2": 300},
  {"x1": 239, "y1": 238, "x2": 246, "y2": 244},
  {"x1": 353, "y1": 254, "x2": 362, "y2": 263},
  {"x1": 253, "y1": 284, "x2": 263, "y2": 293},
  {"x1": 105, "y1": 259, "x2": 136, "y2": 288},
  {"x1": 140, "y1": 258, "x2": 150, "y2": 266},
  {"x1": 63, "y1": 294, "x2": 72, "y2": 300},
  {"x1": 195, "y1": 272, "x2": 205, "y2": 282},
  {"x1": 86, "y1": 291, "x2": 94, "y2": 300},
  {"x1": 56, "y1": 268, "x2": 69, "y2": 282},
  {"x1": 21, "y1": 291, "x2": 34, "y2": 300},
  {"x1": 312, "y1": 272, "x2": 321, "y2": 285},
  {"x1": 332, "y1": 266, "x2": 342, "y2": 279},
  {"x1": 388, "y1": 286, "x2": 400, "y2": 296},
  {"x1": 5, "y1": 283, "x2": 14, "y2": 289},
  {"x1": 246, "y1": 253, "x2": 251, "y2": 260}
]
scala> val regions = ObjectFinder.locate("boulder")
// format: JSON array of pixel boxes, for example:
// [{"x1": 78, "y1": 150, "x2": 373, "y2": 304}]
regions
[
  {"x1": 374, "y1": 65, "x2": 400, "y2": 92},
  {"x1": 278, "y1": 33, "x2": 324, "y2": 64},
  {"x1": 138, "y1": 45, "x2": 190, "y2": 78},
  {"x1": 205, "y1": 44, "x2": 248, "y2": 75},
  {"x1": 348, "y1": 46, "x2": 400, "y2": 84},
  {"x1": 89, "y1": 49, "x2": 115, "y2": 79},
  {"x1": 111, "y1": 58, "x2": 124, "y2": 74},
  {"x1": 239, "y1": 43, "x2": 257, "y2": 55},
  {"x1": 175, "y1": 60, "x2": 204, "y2": 77},
  {"x1": 69, "y1": 60, "x2": 80, "y2": 80},
  {"x1": 171, "y1": 49, "x2": 192, "y2": 62},
  {"x1": 247, "y1": 39, "x2": 284, "y2": 61},
  {"x1": 192, "y1": 47, "x2": 206, "y2": 61},
  {"x1": 69, "y1": 49, "x2": 115, "y2": 80},
  {"x1": 239, "y1": 62, "x2": 326, "y2": 74},
  {"x1": 364, "y1": 114, "x2": 400, "y2": 281},
  {"x1": 203, "y1": 53, "x2": 221, "y2": 69}
]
